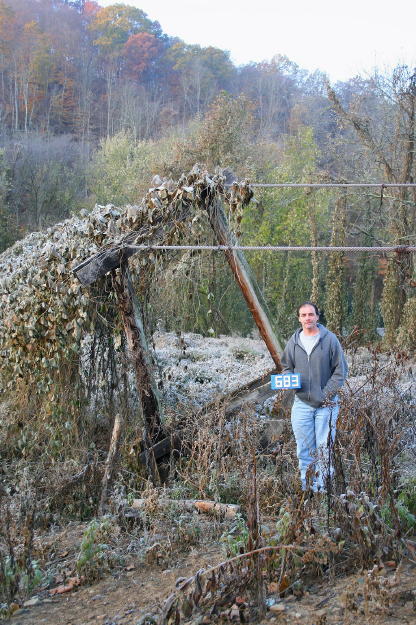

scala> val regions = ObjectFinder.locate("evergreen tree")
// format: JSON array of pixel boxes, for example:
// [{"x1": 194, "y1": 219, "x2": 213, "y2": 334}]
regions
[
  {"x1": 0, "y1": 149, "x2": 18, "y2": 252},
  {"x1": 324, "y1": 194, "x2": 346, "y2": 336},
  {"x1": 351, "y1": 251, "x2": 377, "y2": 340}
]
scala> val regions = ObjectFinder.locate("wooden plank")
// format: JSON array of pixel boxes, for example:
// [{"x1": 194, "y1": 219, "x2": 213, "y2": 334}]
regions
[
  {"x1": 138, "y1": 434, "x2": 182, "y2": 465},
  {"x1": 225, "y1": 381, "x2": 275, "y2": 416}
]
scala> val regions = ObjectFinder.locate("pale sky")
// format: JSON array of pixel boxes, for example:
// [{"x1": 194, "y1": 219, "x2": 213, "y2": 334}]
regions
[{"x1": 98, "y1": 0, "x2": 416, "y2": 82}]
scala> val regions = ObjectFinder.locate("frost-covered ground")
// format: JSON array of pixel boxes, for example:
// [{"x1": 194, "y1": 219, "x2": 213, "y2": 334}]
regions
[
  {"x1": 153, "y1": 331, "x2": 275, "y2": 410},
  {"x1": 346, "y1": 346, "x2": 415, "y2": 398},
  {"x1": 152, "y1": 333, "x2": 416, "y2": 409},
  {"x1": 152, "y1": 333, "x2": 416, "y2": 465}
]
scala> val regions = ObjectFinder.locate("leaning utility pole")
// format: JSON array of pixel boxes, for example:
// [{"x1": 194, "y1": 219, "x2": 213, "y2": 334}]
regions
[{"x1": 206, "y1": 197, "x2": 283, "y2": 369}]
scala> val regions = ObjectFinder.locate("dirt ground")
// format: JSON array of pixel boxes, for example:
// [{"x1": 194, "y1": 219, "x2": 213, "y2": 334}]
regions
[
  {"x1": 8, "y1": 542, "x2": 223, "y2": 625},
  {"x1": 6, "y1": 522, "x2": 416, "y2": 625}
]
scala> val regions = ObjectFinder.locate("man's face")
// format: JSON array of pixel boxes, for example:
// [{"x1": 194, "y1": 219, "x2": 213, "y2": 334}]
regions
[{"x1": 298, "y1": 305, "x2": 319, "y2": 332}]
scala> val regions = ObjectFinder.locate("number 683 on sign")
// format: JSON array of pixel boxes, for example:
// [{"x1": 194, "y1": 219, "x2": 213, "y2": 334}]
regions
[{"x1": 270, "y1": 373, "x2": 301, "y2": 390}]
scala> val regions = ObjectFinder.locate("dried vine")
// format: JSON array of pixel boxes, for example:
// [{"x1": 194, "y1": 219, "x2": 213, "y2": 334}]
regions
[
  {"x1": 158, "y1": 541, "x2": 340, "y2": 624},
  {"x1": 0, "y1": 165, "x2": 253, "y2": 394}
]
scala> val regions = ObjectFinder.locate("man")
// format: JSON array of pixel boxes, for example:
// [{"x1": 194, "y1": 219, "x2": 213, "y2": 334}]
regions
[{"x1": 281, "y1": 302, "x2": 348, "y2": 492}]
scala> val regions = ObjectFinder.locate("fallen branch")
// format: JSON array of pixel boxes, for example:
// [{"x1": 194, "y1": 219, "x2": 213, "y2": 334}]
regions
[{"x1": 49, "y1": 576, "x2": 83, "y2": 596}]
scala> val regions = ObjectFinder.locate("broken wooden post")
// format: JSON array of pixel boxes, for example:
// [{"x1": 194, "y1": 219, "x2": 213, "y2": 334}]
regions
[
  {"x1": 98, "y1": 412, "x2": 123, "y2": 515},
  {"x1": 206, "y1": 198, "x2": 283, "y2": 370},
  {"x1": 112, "y1": 259, "x2": 163, "y2": 485},
  {"x1": 247, "y1": 454, "x2": 265, "y2": 617}
]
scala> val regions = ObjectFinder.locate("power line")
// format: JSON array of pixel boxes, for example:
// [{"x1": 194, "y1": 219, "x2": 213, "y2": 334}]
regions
[
  {"x1": 244, "y1": 183, "x2": 416, "y2": 188},
  {"x1": 126, "y1": 244, "x2": 416, "y2": 253},
  {"x1": 114, "y1": 182, "x2": 416, "y2": 255}
]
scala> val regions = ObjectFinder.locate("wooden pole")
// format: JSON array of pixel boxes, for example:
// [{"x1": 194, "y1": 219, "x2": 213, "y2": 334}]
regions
[
  {"x1": 98, "y1": 412, "x2": 123, "y2": 515},
  {"x1": 112, "y1": 260, "x2": 162, "y2": 485},
  {"x1": 247, "y1": 454, "x2": 265, "y2": 617},
  {"x1": 206, "y1": 199, "x2": 283, "y2": 370}
]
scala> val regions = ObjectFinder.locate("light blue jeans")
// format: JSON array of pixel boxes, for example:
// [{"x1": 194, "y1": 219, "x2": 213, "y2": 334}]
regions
[{"x1": 291, "y1": 395, "x2": 339, "y2": 492}]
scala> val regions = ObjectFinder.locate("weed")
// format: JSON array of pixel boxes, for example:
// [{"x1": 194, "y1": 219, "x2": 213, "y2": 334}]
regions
[
  {"x1": 0, "y1": 493, "x2": 44, "y2": 613},
  {"x1": 274, "y1": 507, "x2": 292, "y2": 543},
  {"x1": 173, "y1": 405, "x2": 263, "y2": 504},
  {"x1": 231, "y1": 346, "x2": 257, "y2": 361},
  {"x1": 75, "y1": 517, "x2": 118, "y2": 582},
  {"x1": 381, "y1": 500, "x2": 416, "y2": 533},
  {"x1": 175, "y1": 516, "x2": 203, "y2": 547},
  {"x1": 398, "y1": 477, "x2": 416, "y2": 516},
  {"x1": 220, "y1": 513, "x2": 249, "y2": 556},
  {"x1": 0, "y1": 557, "x2": 43, "y2": 607},
  {"x1": 168, "y1": 482, "x2": 194, "y2": 501}
]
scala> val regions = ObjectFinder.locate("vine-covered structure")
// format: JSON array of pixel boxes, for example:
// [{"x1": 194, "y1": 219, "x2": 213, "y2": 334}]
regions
[{"x1": 0, "y1": 167, "x2": 258, "y2": 397}]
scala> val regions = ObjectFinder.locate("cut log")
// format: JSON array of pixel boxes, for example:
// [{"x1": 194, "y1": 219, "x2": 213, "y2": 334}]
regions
[{"x1": 126, "y1": 498, "x2": 240, "y2": 519}]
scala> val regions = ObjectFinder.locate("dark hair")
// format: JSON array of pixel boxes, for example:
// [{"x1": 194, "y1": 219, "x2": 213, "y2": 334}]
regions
[{"x1": 297, "y1": 301, "x2": 319, "y2": 316}]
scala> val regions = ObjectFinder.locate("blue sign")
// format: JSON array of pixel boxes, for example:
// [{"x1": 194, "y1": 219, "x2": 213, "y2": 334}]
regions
[{"x1": 271, "y1": 373, "x2": 301, "y2": 390}]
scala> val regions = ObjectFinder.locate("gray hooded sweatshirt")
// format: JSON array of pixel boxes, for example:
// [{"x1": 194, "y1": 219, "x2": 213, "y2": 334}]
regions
[{"x1": 281, "y1": 324, "x2": 348, "y2": 408}]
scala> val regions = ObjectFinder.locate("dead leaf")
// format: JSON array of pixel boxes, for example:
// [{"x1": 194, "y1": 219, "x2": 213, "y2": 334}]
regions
[
  {"x1": 9, "y1": 603, "x2": 20, "y2": 615},
  {"x1": 50, "y1": 576, "x2": 82, "y2": 595},
  {"x1": 279, "y1": 575, "x2": 290, "y2": 594}
]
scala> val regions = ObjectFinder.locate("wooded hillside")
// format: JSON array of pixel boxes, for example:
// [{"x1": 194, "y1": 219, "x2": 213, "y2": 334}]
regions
[
  {"x1": 0, "y1": 0, "x2": 415, "y2": 346},
  {"x1": 0, "y1": 0, "x2": 294, "y2": 138}
]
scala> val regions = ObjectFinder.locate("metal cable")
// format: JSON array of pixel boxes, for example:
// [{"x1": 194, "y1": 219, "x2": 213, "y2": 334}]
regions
[
  {"x1": 125, "y1": 244, "x2": 416, "y2": 253},
  {"x1": 242, "y1": 183, "x2": 416, "y2": 188},
  {"x1": 114, "y1": 183, "x2": 416, "y2": 254}
]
